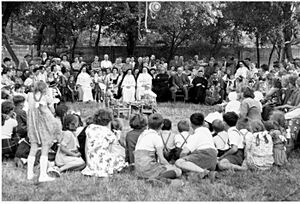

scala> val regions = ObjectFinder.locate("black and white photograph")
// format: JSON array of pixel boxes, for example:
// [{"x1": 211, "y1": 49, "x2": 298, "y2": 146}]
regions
[{"x1": 1, "y1": 0, "x2": 300, "y2": 201}]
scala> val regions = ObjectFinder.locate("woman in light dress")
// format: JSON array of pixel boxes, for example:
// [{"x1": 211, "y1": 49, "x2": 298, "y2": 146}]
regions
[
  {"x1": 76, "y1": 65, "x2": 93, "y2": 102},
  {"x1": 121, "y1": 69, "x2": 136, "y2": 103}
]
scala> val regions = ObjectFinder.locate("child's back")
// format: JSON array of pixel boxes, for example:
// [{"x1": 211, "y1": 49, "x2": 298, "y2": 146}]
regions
[{"x1": 213, "y1": 131, "x2": 229, "y2": 152}]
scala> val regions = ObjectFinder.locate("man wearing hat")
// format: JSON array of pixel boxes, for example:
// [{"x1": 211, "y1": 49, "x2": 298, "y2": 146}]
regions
[{"x1": 19, "y1": 54, "x2": 32, "y2": 71}]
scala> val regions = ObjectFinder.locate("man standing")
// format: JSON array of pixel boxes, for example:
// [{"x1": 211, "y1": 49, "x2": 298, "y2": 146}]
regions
[{"x1": 170, "y1": 66, "x2": 190, "y2": 101}]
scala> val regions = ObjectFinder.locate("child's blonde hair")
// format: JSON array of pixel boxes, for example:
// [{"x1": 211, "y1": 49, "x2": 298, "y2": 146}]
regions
[{"x1": 177, "y1": 120, "x2": 190, "y2": 133}]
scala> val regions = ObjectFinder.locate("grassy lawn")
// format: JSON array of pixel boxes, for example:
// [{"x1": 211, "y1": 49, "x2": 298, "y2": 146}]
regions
[{"x1": 2, "y1": 102, "x2": 300, "y2": 201}]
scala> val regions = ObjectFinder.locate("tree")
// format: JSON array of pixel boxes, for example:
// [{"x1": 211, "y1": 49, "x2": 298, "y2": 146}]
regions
[
  {"x1": 2, "y1": 2, "x2": 22, "y2": 66},
  {"x1": 149, "y1": 2, "x2": 222, "y2": 62}
]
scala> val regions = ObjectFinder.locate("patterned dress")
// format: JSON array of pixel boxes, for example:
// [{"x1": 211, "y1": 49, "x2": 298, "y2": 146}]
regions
[{"x1": 81, "y1": 124, "x2": 127, "y2": 177}]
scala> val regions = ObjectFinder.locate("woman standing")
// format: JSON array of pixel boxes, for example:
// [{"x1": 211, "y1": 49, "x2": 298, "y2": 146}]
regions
[
  {"x1": 27, "y1": 81, "x2": 62, "y2": 182},
  {"x1": 61, "y1": 55, "x2": 71, "y2": 71},
  {"x1": 76, "y1": 65, "x2": 93, "y2": 102},
  {"x1": 91, "y1": 56, "x2": 101, "y2": 72},
  {"x1": 120, "y1": 69, "x2": 136, "y2": 103},
  {"x1": 81, "y1": 109, "x2": 127, "y2": 177},
  {"x1": 136, "y1": 67, "x2": 153, "y2": 101}
]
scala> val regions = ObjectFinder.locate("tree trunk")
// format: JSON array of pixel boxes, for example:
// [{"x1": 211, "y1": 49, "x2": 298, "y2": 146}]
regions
[
  {"x1": 268, "y1": 43, "x2": 276, "y2": 67},
  {"x1": 2, "y1": 2, "x2": 20, "y2": 31},
  {"x1": 94, "y1": 5, "x2": 105, "y2": 51},
  {"x1": 255, "y1": 32, "x2": 260, "y2": 68},
  {"x1": 126, "y1": 30, "x2": 136, "y2": 57},
  {"x1": 3, "y1": 32, "x2": 19, "y2": 67},
  {"x1": 281, "y1": 2, "x2": 294, "y2": 61},
  {"x1": 71, "y1": 37, "x2": 78, "y2": 60},
  {"x1": 36, "y1": 24, "x2": 46, "y2": 57}
]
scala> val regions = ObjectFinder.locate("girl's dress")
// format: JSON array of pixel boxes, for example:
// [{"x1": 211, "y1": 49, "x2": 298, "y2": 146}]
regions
[
  {"x1": 273, "y1": 134, "x2": 288, "y2": 166},
  {"x1": 243, "y1": 131, "x2": 274, "y2": 170},
  {"x1": 55, "y1": 130, "x2": 84, "y2": 166},
  {"x1": 81, "y1": 124, "x2": 127, "y2": 177},
  {"x1": 27, "y1": 92, "x2": 62, "y2": 145}
]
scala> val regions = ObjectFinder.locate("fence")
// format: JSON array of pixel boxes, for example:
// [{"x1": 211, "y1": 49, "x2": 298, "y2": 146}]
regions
[{"x1": 2, "y1": 44, "x2": 300, "y2": 67}]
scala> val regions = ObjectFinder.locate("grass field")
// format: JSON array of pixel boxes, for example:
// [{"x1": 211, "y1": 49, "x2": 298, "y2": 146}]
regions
[{"x1": 2, "y1": 102, "x2": 300, "y2": 201}]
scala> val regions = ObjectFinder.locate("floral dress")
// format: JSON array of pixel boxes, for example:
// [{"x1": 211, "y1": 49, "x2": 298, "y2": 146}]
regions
[{"x1": 81, "y1": 124, "x2": 127, "y2": 177}]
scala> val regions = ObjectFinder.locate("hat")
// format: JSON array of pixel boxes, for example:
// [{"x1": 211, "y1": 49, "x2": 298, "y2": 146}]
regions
[
  {"x1": 205, "y1": 112, "x2": 223, "y2": 124},
  {"x1": 24, "y1": 54, "x2": 32, "y2": 58}
]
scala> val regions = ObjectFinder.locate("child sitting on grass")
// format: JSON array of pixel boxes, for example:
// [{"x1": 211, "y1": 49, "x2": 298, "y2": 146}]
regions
[
  {"x1": 174, "y1": 120, "x2": 191, "y2": 160},
  {"x1": 135, "y1": 113, "x2": 182, "y2": 180},
  {"x1": 160, "y1": 118, "x2": 176, "y2": 162},
  {"x1": 51, "y1": 114, "x2": 86, "y2": 175},
  {"x1": 211, "y1": 119, "x2": 229, "y2": 157}
]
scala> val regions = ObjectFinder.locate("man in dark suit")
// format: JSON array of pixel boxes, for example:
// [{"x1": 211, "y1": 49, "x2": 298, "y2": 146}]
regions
[{"x1": 170, "y1": 66, "x2": 190, "y2": 101}]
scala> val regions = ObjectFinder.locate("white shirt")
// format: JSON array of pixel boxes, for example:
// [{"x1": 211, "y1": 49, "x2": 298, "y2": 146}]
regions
[
  {"x1": 186, "y1": 127, "x2": 216, "y2": 152},
  {"x1": 227, "y1": 127, "x2": 245, "y2": 149},
  {"x1": 174, "y1": 131, "x2": 191, "y2": 149},
  {"x1": 24, "y1": 78, "x2": 34, "y2": 87},
  {"x1": 213, "y1": 131, "x2": 230, "y2": 151},
  {"x1": 100, "y1": 60, "x2": 113, "y2": 69},
  {"x1": 235, "y1": 67, "x2": 249, "y2": 79},
  {"x1": 2, "y1": 118, "x2": 18, "y2": 139},
  {"x1": 160, "y1": 130, "x2": 175, "y2": 149},
  {"x1": 225, "y1": 101, "x2": 241, "y2": 115},
  {"x1": 135, "y1": 129, "x2": 163, "y2": 151}
]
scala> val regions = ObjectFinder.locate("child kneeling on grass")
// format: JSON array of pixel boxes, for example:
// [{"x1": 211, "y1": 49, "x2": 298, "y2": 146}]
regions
[
  {"x1": 50, "y1": 114, "x2": 85, "y2": 175},
  {"x1": 175, "y1": 113, "x2": 217, "y2": 181},
  {"x1": 134, "y1": 113, "x2": 182, "y2": 180}
]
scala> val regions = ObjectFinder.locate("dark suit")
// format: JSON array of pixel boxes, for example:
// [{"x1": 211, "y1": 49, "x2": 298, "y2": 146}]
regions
[{"x1": 170, "y1": 73, "x2": 190, "y2": 100}]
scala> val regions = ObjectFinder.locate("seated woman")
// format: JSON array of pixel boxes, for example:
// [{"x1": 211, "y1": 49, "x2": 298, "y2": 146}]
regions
[
  {"x1": 136, "y1": 67, "x2": 153, "y2": 101},
  {"x1": 54, "y1": 114, "x2": 86, "y2": 173},
  {"x1": 135, "y1": 113, "x2": 182, "y2": 180},
  {"x1": 125, "y1": 114, "x2": 148, "y2": 165},
  {"x1": 240, "y1": 86, "x2": 262, "y2": 121},
  {"x1": 243, "y1": 120, "x2": 274, "y2": 170},
  {"x1": 81, "y1": 109, "x2": 127, "y2": 177},
  {"x1": 120, "y1": 69, "x2": 136, "y2": 103}
]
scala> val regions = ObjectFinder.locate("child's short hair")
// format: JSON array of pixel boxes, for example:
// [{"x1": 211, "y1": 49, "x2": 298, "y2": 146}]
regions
[
  {"x1": 13, "y1": 95, "x2": 25, "y2": 106},
  {"x1": 1, "y1": 101, "x2": 14, "y2": 115},
  {"x1": 177, "y1": 120, "x2": 190, "y2": 132},
  {"x1": 212, "y1": 119, "x2": 225, "y2": 133},
  {"x1": 63, "y1": 114, "x2": 78, "y2": 131},
  {"x1": 148, "y1": 113, "x2": 163, "y2": 130},
  {"x1": 190, "y1": 113, "x2": 204, "y2": 126},
  {"x1": 129, "y1": 114, "x2": 147, "y2": 129},
  {"x1": 236, "y1": 117, "x2": 252, "y2": 132},
  {"x1": 223, "y1": 112, "x2": 239, "y2": 127},
  {"x1": 250, "y1": 120, "x2": 266, "y2": 133},
  {"x1": 111, "y1": 118, "x2": 123, "y2": 131},
  {"x1": 162, "y1": 118, "x2": 172, "y2": 130}
]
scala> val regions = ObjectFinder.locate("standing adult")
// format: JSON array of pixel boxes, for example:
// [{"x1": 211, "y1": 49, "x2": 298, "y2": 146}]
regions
[
  {"x1": 19, "y1": 54, "x2": 32, "y2": 71},
  {"x1": 72, "y1": 57, "x2": 82, "y2": 74},
  {"x1": 61, "y1": 55, "x2": 71, "y2": 71},
  {"x1": 91, "y1": 56, "x2": 101, "y2": 72},
  {"x1": 240, "y1": 86, "x2": 262, "y2": 121}
]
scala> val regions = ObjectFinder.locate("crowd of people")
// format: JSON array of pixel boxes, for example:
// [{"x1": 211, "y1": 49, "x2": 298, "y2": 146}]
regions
[{"x1": 1, "y1": 51, "x2": 300, "y2": 184}]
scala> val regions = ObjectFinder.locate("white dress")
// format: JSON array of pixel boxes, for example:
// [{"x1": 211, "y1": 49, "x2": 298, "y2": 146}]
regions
[
  {"x1": 121, "y1": 75, "x2": 136, "y2": 103},
  {"x1": 76, "y1": 72, "x2": 93, "y2": 102},
  {"x1": 136, "y1": 73, "x2": 153, "y2": 100}
]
